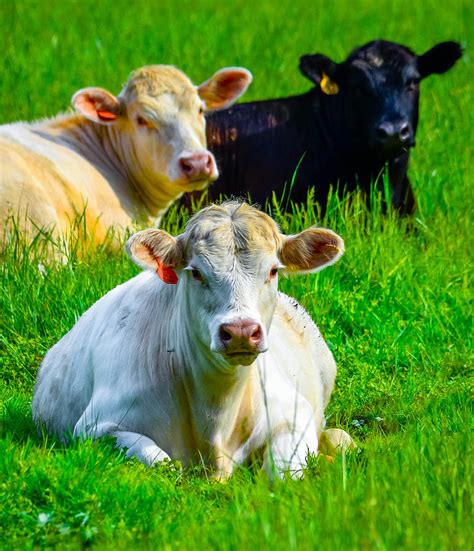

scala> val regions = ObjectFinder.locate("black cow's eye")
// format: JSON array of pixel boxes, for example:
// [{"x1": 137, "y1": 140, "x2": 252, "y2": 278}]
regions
[
  {"x1": 406, "y1": 78, "x2": 419, "y2": 90},
  {"x1": 191, "y1": 269, "x2": 203, "y2": 282}
]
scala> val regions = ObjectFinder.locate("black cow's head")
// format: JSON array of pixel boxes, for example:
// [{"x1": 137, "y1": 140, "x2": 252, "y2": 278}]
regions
[{"x1": 300, "y1": 40, "x2": 462, "y2": 158}]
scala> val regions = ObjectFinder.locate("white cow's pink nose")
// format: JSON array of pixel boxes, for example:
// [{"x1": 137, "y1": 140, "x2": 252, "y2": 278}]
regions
[
  {"x1": 179, "y1": 152, "x2": 216, "y2": 181},
  {"x1": 219, "y1": 320, "x2": 264, "y2": 353}
]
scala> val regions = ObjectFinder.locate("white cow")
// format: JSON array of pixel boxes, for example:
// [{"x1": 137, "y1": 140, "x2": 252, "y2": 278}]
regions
[
  {"x1": 0, "y1": 66, "x2": 251, "y2": 245},
  {"x1": 33, "y1": 201, "x2": 353, "y2": 478}
]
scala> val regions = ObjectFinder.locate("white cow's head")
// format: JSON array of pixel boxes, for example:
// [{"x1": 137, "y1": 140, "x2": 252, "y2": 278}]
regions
[
  {"x1": 127, "y1": 202, "x2": 344, "y2": 367},
  {"x1": 72, "y1": 66, "x2": 252, "y2": 212}
]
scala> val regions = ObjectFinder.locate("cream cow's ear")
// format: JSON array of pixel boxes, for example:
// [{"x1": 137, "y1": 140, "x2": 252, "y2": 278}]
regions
[
  {"x1": 279, "y1": 228, "x2": 344, "y2": 274},
  {"x1": 126, "y1": 229, "x2": 184, "y2": 284},
  {"x1": 72, "y1": 87, "x2": 122, "y2": 125},
  {"x1": 197, "y1": 67, "x2": 253, "y2": 110}
]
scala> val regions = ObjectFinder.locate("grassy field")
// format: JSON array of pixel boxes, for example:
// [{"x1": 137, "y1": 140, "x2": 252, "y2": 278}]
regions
[{"x1": 1, "y1": 0, "x2": 473, "y2": 548}]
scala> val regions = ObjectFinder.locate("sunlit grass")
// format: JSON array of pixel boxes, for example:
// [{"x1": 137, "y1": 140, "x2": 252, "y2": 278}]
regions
[
  {"x1": 1, "y1": 186, "x2": 471, "y2": 548},
  {"x1": 1, "y1": 0, "x2": 472, "y2": 547}
]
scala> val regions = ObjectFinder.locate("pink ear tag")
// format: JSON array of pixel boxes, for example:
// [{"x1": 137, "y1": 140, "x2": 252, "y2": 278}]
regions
[
  {"x1": 156, "y1": 258, "x2": 178, "y2": 284},
  {"x1": 97, "y1": 110, "x2": 117, "y2": 121}
]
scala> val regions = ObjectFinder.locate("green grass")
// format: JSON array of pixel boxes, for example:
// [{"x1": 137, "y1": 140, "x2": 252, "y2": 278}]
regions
[{"x1": 1, "y1": 0, "x2": 473, "y2": 548}]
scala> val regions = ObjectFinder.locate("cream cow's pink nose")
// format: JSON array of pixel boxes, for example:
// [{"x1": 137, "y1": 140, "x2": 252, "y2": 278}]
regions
[{"x1": 179, "y1": 152, "x2": 216, "y2": 180}]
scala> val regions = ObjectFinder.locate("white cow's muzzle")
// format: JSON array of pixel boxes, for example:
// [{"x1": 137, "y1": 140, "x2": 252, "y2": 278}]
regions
[{"x1": 210, "y1": 315, "x2": 268, "y2": 366}]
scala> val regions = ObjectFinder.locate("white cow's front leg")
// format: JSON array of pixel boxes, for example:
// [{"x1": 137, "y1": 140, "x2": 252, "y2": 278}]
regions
[
  {"x1": 263, "y1": 421, "x2": 319, "y2": 479},
  {"x1": 257, "y1": 368, "x2": 321, "y2": 478},
  {"x1": 112, "y1": 429, "x2": 171, "y2": 466},
  {"x1": 263, "y1": 432, "x2": 318, "y2": 478},
  {"x1": 74, "y1": 419, "x2": 170, "y2": 467}
]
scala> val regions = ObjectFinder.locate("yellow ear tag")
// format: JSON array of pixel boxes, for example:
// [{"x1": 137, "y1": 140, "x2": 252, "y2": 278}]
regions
[{"x1": 320, "y1": 72, "x2": 339, "y2": 95}]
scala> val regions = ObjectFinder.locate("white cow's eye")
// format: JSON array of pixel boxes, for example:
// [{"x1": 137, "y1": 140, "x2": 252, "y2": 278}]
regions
[
  {"x1": 198, "y1": 106, "x2": 204, "y2": 115},
  {"x1": 269, "y1": 267, "x2": 278, "y2": 280},
  {"x1": 191, "y1": 269, "x2": 203, "y2": 282}
]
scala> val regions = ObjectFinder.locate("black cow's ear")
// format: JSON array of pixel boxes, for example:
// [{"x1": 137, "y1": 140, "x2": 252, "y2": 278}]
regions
[
  {"x1": 417, "y1": 42, "x2": 462, "y2": 79},
  {"x1": 299, "y1": 54, "x2": 338, "y2": 85}
]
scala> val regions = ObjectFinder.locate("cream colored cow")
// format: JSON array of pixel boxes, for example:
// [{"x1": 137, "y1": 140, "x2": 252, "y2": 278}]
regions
[
  {"x1": 0, "y1": 66, "x2": 251, "y2": 245},
  {"x1": 33, "y1": 201, "x2": 354, "y2": 479}
]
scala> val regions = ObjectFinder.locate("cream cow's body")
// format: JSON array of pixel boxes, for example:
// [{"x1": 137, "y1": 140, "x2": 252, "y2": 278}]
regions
[{"x1": 1, "y1": 66, "x2": 252, "y2": 245}]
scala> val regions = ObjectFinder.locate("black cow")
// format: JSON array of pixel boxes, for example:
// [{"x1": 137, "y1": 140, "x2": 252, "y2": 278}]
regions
[{"x1": 202, "y1": 40, "x2": 462, "y2": 214}]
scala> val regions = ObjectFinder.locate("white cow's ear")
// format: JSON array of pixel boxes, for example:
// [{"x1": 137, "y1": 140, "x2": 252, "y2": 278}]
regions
[
  {"x1": 280, "y1": 228, "x2": 344, "y2": 274},
  {"x1": 72, "y1": 87, "x2": 122, "y2": 125},
  {"x1": 126, "y1": 229, "x2": 183, "y2": 284},
  {"x1": 197, "y1": 67, "x2": 252, "y2": 111}
]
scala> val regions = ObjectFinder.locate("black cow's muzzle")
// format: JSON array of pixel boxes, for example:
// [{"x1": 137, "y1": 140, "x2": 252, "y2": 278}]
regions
[{"x1": 374, "y1": 120, "x2": 415, "y2": 153}]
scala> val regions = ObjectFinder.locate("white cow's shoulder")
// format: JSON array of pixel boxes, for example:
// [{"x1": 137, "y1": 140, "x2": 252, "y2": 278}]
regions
[
  {"x1": 64, "y1": 271, "x2": 161, "y2": 340},
  {"x1": 275, "y1": 291, "x2": 323, "y2": 341},
  {"x1": 270, "y1": 291, "x2": 336, "y2": 410}
]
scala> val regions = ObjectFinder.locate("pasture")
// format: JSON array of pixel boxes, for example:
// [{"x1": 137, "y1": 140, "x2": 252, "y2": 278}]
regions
[{"x1": 1, "y1": 0, "x2": 472, "y2": 548}]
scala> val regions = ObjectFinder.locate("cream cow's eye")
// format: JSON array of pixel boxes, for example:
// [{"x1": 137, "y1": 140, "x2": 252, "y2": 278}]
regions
[{"x1": 136, "y1": 116, "x2": 149, "y2": 127}]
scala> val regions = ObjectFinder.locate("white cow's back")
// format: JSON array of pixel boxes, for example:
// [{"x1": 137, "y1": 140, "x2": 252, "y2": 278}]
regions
[{"x1": 33, "y1": 272, "x2": 160, "y2": 434}]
